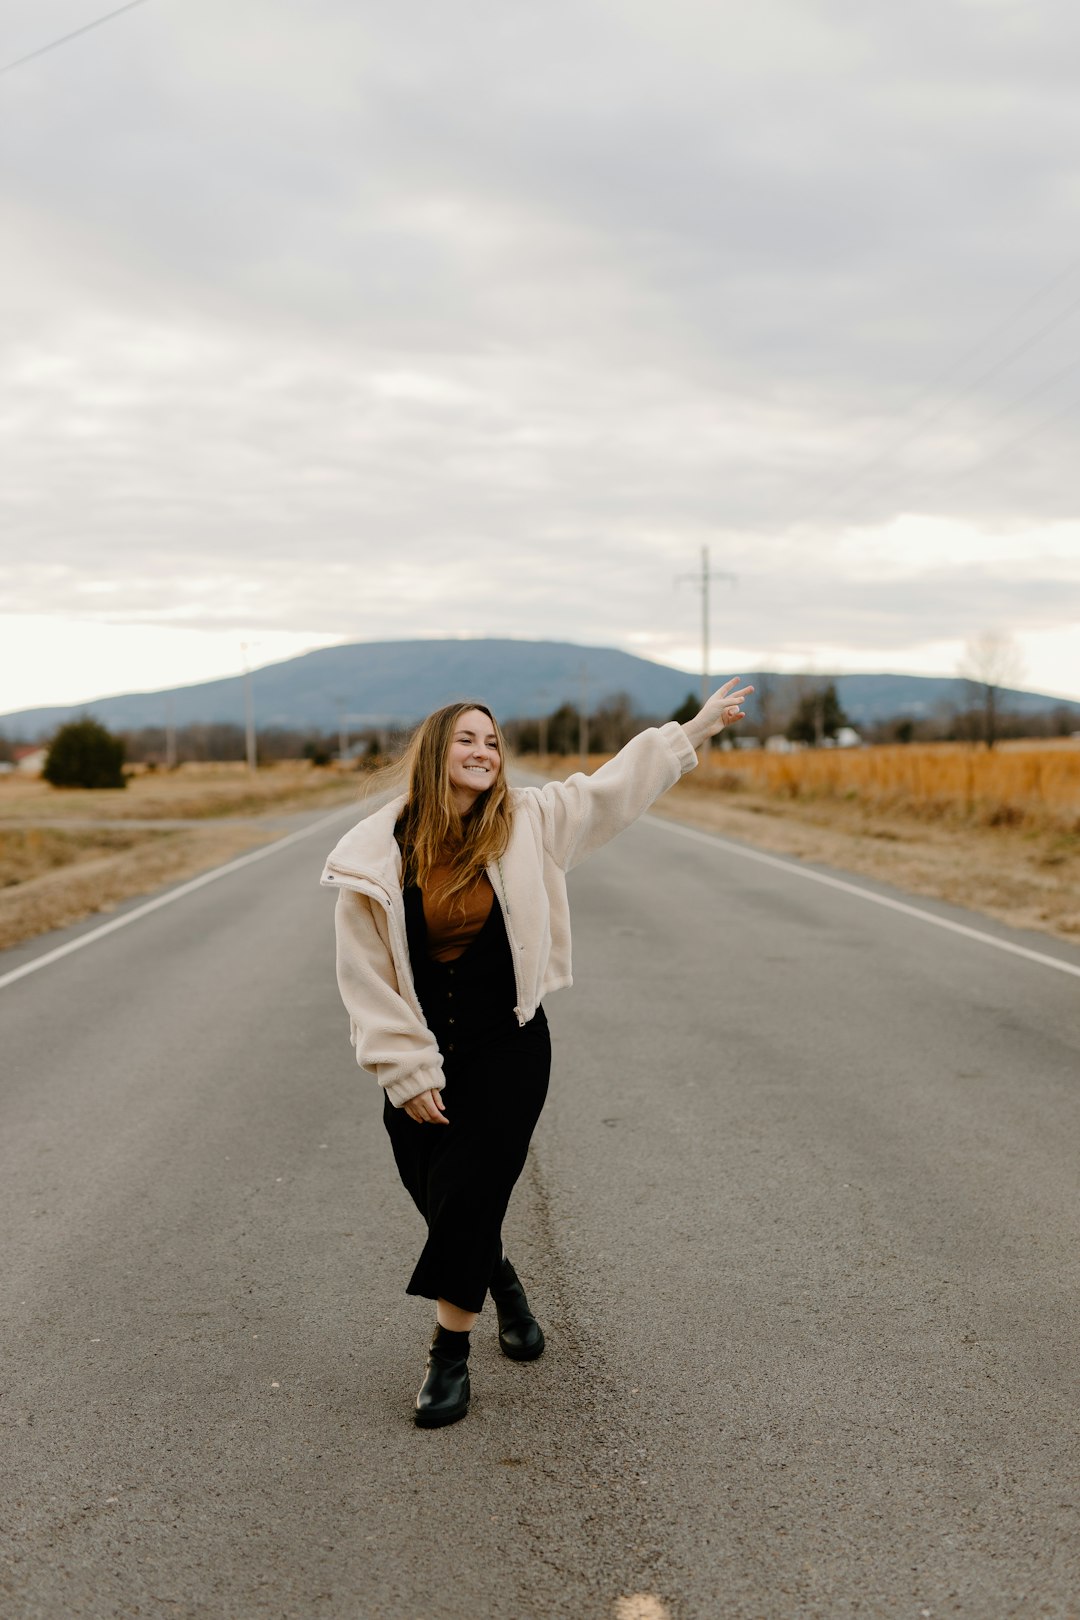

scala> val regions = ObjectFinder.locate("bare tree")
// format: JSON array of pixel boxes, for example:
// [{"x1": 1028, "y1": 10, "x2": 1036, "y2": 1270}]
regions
[
  {"x1": 959, "y1": 631, "x2": 1025, "y2": 750},
  {"x1": 752, "y1": 669, "x2": 776, "y2": 740},
  {"x1": 590, "y1": 691, "x2": 641, "y2": 752}
]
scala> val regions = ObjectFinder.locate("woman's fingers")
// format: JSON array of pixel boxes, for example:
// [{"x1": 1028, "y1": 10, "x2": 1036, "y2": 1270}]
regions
[
  {"x1": 406, "y1": 1088, "x2": 449, "y2": 1124},
  {"x1": 722, "y1": 683, "x2": 754, "y2": 707},
  {"x1": 691, "y1": 678, "x2": 755, "y2": 740},
  {"x1": 714, "y1": 678, "x2": 753, "y2": 705},
  {"x1": 710, "y1": 680, "x2": 754, "y2": 724}
]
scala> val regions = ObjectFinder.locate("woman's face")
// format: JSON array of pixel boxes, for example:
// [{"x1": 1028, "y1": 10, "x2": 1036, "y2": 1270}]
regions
[{"x1": 446, "y1": 708, "x2": 501, "y2": 813}]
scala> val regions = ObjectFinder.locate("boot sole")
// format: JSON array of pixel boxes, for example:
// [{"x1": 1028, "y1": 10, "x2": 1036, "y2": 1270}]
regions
[
  {"x1": 499, "y1": 1331, "x2": 545, "y2": 1362},
  {"x1": 414, "y1": 1399, "x2": 470, "y2": 1428}
]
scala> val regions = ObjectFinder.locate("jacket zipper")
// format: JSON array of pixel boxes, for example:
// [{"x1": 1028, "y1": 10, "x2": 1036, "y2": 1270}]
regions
[
  {"x1": 325, "y1": 869, "x2": 426, "y2": 1022},
  {"x1": 490, "y1": 858, "x2": 527, "y2": 1027}
]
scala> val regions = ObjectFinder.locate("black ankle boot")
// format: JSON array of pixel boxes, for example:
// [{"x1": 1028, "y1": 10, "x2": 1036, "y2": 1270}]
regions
[
  {"x1": 490, "y1": 1257, "x2": 545, "y2": 1362},
  {"x1": 414, "y1": 1325, "x2": 471, "y2": 1428}
]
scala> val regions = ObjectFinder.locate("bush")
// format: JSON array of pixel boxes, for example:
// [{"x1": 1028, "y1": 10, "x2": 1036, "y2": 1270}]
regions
[
  {"x1": 669, "y1": 691, "x2": 700, "y2": 725},
  {"x1": 43, "y1": 718, "x2": 127, "y2": 790},
  {"x1": 787, "y1": 682, "x2": 849, "y2": 746}
]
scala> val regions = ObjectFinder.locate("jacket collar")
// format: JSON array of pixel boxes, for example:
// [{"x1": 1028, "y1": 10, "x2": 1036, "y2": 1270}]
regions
[
  {"x1": 323, "y1": 784, "x2": 530, "y2": 893},
  {"x1": 323, "y1": 793, "x2": 406, "y2": 890}
]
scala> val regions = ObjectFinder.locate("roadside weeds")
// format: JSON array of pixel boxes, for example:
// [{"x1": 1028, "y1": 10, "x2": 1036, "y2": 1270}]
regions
[{"x1": 0, "y1": 768, "x2": 362, "y2": 952}]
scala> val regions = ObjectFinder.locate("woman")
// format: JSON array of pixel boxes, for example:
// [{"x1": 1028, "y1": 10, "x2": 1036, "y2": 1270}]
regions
[{"x1": 321, "y1": 677, "x2": 753, "y2": 1427}]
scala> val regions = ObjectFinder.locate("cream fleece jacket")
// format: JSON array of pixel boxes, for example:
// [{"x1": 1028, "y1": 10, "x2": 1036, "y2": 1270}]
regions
[{"x1": 320, "y1": 720, "x2": 698, "y2": 1107}]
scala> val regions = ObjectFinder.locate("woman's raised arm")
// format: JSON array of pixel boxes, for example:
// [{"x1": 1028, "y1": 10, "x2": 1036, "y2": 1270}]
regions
[{"x1": 526, "y1": 676, "x2": 751, "y2": 871}]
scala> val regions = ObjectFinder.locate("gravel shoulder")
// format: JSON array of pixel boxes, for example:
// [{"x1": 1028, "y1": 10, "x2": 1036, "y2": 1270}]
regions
[
  {"x1": 0, "y1": 770, "x2": 362, "y2": 951},
  {"x1": 651, "y1": 775, "x2": 1080, "y2": 944}
]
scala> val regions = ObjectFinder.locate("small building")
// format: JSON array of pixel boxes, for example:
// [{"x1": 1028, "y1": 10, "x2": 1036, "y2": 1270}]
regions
[{"x1": 13, "y1": 746, "x2": 48, "y2": 776}]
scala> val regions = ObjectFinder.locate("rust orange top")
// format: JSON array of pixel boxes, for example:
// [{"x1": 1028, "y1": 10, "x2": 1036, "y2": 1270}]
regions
[{"x1": 420, "y1": 861, "x2": 495, "y2": 962}]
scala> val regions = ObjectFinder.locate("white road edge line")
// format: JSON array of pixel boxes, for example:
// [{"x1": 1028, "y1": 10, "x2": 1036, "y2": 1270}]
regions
[
  {"x1": 0, "y1": 800, "x2": 362, "y2": 993},
  {"x1": 647, "y1": 813, "x2": 1080, "y2": 981}
]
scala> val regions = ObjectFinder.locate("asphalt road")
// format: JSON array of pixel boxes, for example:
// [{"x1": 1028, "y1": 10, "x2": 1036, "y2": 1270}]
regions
[{"x1": 3, "y1": 793, "x2": 1079, "y2": 1620}]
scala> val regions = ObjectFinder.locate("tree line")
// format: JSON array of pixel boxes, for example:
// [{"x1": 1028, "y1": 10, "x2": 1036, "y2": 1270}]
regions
[{"x1": 5, "y1": 681, "x2": 1076, "y2": 791}]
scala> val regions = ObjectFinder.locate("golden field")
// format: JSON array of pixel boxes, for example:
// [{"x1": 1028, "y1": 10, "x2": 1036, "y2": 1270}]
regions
[
  {"x1": 683, "y1": 739, "x2": 1080, "y2": 829},
  {"x1": 527, "y1": 740, "x2": 1080, "y2": 944}
]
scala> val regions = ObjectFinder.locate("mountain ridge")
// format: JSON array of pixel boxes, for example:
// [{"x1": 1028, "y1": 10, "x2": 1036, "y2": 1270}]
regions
[{"x1": 1, "y1": 638, "x2": 1077, "y2": 735}]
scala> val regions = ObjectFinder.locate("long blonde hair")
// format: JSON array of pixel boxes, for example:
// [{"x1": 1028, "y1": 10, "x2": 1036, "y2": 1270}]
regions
[{"x1": 394, "y1": 701, "x2": 513, "y2": 899}]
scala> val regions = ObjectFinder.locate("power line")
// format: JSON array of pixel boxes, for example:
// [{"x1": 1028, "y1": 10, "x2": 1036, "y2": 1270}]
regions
[
  {"x1": 955, "y1": 351, "x2": 1080, "y2": 442},
  {"x1": 899, "y1": 384, "x2": 1080, "y2": 512},
  {"x1": 0, "y1": 0, "x2": 155, "y2": 78},
  {"x1": 878, "y1": 257, "x2": 1080, "y2": 429},
  {"x1": 797, "y1": 269, "x2": 1080, "y2": 529},
  {"x1": 836, "y1": 350, "x2": 1080, "y2": 520}
]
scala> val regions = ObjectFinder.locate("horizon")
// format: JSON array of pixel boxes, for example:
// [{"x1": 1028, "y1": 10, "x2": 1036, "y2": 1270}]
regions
[{"x1": 2, "y1": 633, "x2": 1078, "y2": 730}]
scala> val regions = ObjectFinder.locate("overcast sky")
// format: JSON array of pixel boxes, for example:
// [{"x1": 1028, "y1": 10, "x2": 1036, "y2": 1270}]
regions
[{"x1": 3, "y1": 0, "x2": 1080, "y2": 715}]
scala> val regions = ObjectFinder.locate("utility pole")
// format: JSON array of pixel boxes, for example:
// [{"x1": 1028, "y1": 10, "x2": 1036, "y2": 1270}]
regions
[
  {"x1": 675, "y1": 545, "x2": 737, "y2": 753},
  {"x1": 165, "y1": 692, "x2": 177, "y2": 770},
  {"x1": 241, "y1": 642, "x2": 257, "y2": 773},
  {"x1": 335, "y1": 696, "x2": 348, "y2": 764},
  {"x1": 533, "y1": 686, "x2": 550, "y2": 761},
  {"x1": 579, "y1": 663, "x2": 589, "y2": 768}
]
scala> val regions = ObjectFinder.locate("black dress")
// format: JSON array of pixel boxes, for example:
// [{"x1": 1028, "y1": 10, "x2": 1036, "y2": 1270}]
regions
[{"x1": 381, "y1": 880, "x2": 551, "y2": 1313}]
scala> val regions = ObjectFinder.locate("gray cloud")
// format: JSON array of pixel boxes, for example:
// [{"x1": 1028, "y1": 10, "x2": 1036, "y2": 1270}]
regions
[{"x1": 2, "y1": 0, "x2": 1080, "y2": 694}]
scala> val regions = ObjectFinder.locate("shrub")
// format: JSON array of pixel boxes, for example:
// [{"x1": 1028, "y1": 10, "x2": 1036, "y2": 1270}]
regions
[
  {"x1": 43, "y1": 718, "x2": 127, "y2": 790},
  {"x1": 669, "y1": 691, "x2": 700, "y2": 725},
  {"x1": 788, "y1": 682, "x2": 849, "y2": 745}
]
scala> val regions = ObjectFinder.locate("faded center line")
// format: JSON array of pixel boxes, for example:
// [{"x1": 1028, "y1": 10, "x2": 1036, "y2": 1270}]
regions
[{"x1": 614, "y1": 1595, "x2": 672, "y2": 1620}]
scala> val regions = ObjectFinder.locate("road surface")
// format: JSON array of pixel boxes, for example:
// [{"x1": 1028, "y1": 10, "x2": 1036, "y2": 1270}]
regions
[{"x1": 3, "y1": 795, "x2": 1079, "y2": 1619}]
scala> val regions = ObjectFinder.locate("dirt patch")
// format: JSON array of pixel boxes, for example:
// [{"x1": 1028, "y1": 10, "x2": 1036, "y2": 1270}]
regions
[
  {"x1": 0, "y1": 822, "x2": 283, "y2": 952},
  {"x1": 0, "y1": 764, "x2": 363, "y2": 823},
  {"x1": 0, "y1": 826, "x2": 158, "y2": 888},
  {"x1": 0, "y1": 767, "x2": 364, "y2": 952}
]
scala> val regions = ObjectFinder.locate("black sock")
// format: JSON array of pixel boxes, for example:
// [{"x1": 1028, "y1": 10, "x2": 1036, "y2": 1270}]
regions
[{"x1": 433, "y1": 1325, "x2": 471, "y2": 1357}]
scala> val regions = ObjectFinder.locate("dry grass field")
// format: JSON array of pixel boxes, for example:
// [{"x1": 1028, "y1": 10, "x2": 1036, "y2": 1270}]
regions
[
  {"x1": 680, "y1": 738, "x2": 1080, "y2": 828},
  {"x1": 5, "y1": 745, "x2": 1079, "y2": 955},
  {"x1": 0, "y1": 760, "x2": 361, "y2": 823},
  {"x1": 526, "y1": 740, "x2": 1080, "y2": 945},
  {"x1": 0, "y1": 764, "x2": 361, "y2": 951}
]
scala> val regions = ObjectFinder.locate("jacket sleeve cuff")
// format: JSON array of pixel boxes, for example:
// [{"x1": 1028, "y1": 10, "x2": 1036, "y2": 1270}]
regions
[
  {"x1": 662, "y1": 719, "x2": 700, "y2": 775},
  {"x1": 381, "y1": 1067, "x2": 446, "y2": 1109}
]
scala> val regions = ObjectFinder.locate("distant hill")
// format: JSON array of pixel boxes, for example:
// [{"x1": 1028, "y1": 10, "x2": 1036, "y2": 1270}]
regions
[{"x1": 1, "y1": 638, "x2": 1077, "y2": 737}]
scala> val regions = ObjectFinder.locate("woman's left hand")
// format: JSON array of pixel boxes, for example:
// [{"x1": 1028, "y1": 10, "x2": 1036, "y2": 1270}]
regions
[{"x1": 681, "y1": 677, "x2": 755, "y2": 751}]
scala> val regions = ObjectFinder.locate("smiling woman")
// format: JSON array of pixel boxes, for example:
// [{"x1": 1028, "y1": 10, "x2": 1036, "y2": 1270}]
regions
[{"x1": 321, "y1": 681, "x2": 753, "y2": 1428}]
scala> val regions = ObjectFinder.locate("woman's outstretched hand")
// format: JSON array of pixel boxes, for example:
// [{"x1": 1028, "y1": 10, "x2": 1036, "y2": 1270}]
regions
[
  {"x1": 404, "y1": 1088, "x2": 449, "y2": 1125},
  {"x1": 681, "y1": 677, "x2": 755, "y2": 752}
]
